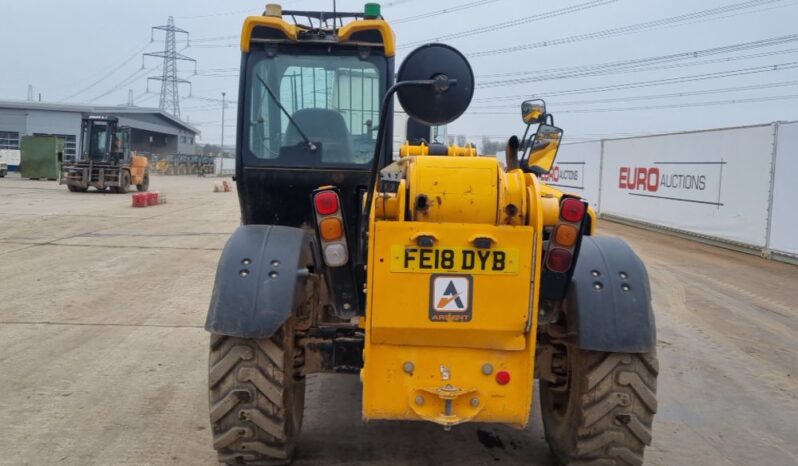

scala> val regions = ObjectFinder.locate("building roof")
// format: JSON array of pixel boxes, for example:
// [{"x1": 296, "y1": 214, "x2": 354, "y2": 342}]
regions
[{"x1": 0, "y1": 99, "x2": 200, "y2": 135}]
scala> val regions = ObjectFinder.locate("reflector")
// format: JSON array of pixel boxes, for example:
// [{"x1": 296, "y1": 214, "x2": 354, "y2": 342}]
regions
[
  {"x1": 495, "y1": 370, "x2": 511, "y2": 385},
  {"x1": 546, "y1": 247, "x2": 573, "y2": 273}
]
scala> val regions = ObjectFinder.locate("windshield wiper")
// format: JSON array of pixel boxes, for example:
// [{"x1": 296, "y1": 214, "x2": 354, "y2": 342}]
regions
[{"x1": 255, "y1": 73, "x2": 317, "y2": 152}]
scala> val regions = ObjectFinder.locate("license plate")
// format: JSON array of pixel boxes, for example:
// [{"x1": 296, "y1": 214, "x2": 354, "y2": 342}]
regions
[{"x1": 389, "y1": 246, "x2": 520, "y2": 275}]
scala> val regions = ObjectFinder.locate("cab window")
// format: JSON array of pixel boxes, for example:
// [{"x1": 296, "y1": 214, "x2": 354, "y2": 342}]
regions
[{"x1": 246, "y1": 52, "x2": 382, "y2": 167}]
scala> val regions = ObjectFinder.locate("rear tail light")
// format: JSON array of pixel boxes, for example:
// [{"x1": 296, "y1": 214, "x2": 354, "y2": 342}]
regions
[
  {"x1": 314, "y1": 191, "x2": 339, "y2": 215},
  {"x1": 313, "y1": 189, "x2": 348, "y2": 268},
  {"x1": 319, "y1": 217, "x2": 343, "y2": 241},
  {"x1": 553, "y1": 224, "x2": 578, "y2": 247},
  {"x1": 560, "y1": 197, "x2": 586, "y2": 223},
  {"x1": 541, "y1": 196, "x2": 588, "y2": 300},
  {"x1": 323, "y1": 243, "x2": 348, "y2": 267},
  {"x1": 546, "y1": 247, "x2": 573, "y2": 273}
]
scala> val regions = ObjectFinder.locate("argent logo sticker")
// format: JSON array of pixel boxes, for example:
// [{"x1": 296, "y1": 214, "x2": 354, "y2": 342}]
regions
[{"x1": 429, "y1": 275, "x2": 473, "y2": 322}]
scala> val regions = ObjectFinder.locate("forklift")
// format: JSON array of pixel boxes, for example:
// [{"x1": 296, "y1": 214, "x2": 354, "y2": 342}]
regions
[{"x1": 61, "y1": 115, "x2": 150, "y2": 193}]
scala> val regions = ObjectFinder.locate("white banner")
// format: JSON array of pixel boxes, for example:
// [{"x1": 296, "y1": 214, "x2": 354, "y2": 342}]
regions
[
  {"x1": 600, "y1": 125, "x2": 774, "y2": 247},
  {"x1": 214, "y1": 157, "x2": 236, "y2": 176},
  {"x1": 769, "y1": 122, "x2": 798, "y2": 257},
  {"x1": 540, "y1": 141, "x2": 602, "y2": 211},
  {"x1": 0, "y1": 149, "x2": 21, "y2": 167}
]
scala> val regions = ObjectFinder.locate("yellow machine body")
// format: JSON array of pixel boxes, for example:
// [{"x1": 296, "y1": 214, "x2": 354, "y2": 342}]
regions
[
  {"x1": 362, "y1": 150, "x2": 556, "y2": 427},
  {"x1": 129, "y1": 154, "x2": 149, "y2": 185}
]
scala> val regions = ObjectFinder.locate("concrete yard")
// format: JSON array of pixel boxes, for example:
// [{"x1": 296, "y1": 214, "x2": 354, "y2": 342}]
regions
[{"x1": 0, "y1": 174, "x2": 796, "y2": 466}]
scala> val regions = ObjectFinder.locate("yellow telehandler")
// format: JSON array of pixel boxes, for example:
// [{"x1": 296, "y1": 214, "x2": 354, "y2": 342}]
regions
[{"x1": 205, "y1": 4, "x2": 658, "y2": 465}]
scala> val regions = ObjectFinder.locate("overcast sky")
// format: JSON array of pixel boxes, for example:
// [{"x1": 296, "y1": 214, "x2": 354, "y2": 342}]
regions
[{"x1": 2, "y1": 0, "x2": 797, "y2": 147}]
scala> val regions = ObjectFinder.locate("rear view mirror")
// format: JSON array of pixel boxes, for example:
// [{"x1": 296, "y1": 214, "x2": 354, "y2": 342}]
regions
[
  {"x1": 522, "y1": 99, "x2": 546, "y2": 124},
  {"x1": 396, "y1": 43, "x2": 474, "y2": 126},
  {"x1": 526, "y1": 124, "x2": 563, "y2": 175}
]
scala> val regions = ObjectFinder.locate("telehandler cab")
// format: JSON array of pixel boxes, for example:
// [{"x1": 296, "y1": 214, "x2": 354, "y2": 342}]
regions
[
  {"x1": 206, "y1": 4, "x2": 658, "y2": 465},
  {"x1": 61, "y1": 115, "x2": 150, "y2": 193}
]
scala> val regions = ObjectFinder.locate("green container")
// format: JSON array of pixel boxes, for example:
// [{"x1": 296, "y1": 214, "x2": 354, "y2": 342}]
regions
[{"x1": 20, "y1": 136, "x2": 64, "y2": 180}]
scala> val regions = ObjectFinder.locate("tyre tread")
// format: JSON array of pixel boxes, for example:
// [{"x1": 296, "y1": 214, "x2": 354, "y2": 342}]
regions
[
  {"x1": 542, "y1": 350, "x2": 658, "y2": 466},
  {"x1": 209, "y1": 332, "x2": 303, "y2": 465}
]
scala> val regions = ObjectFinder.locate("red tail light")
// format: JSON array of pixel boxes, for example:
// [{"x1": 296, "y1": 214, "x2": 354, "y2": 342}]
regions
[
  {"x1": 314, "y1": 191, "x2": 339, "y2": 215},
  {"x1": 546, "y1": 247, "x2": 573, "y2": 273},
  {"x1": 561, "y1": 198, "x2": 586, "y2": 223}
]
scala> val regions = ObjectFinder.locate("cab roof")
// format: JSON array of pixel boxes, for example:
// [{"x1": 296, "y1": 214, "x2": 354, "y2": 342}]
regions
[{"x1": 240, "y1": 8, "x2": 395, "y2": 57}]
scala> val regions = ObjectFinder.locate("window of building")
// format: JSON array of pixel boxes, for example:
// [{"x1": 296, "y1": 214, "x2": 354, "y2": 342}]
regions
[
  {"x1": 0, "y1": 131, "x2": 20, "y2": 150},
  {"x1": 34, "y1": 133, "x2": 77, "y2": 158}
]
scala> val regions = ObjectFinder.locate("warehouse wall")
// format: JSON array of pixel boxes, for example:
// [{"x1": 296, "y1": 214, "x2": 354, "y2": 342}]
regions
[
  {"x1": 25, "y1": 110, "x2": 81, "y2": 137},
  {"x1": 0, "y1": 109, "x2": 27, "y2": 136}
]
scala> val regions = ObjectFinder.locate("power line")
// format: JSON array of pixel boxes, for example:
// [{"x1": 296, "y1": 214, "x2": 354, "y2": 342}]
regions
[
  {"x1": 472, "y1": 61, "x2": 798, "y2": 102},
  {"x1": 174, "y1": 0, "x2": 306, "y2": 20},
  {"x1": 399, "y1": 0, "x2": 618, "y2": 49},
  {"x1": 391, "y1": 0, "x2": 500, "y2": 25},
  {"x1": 467, "y1": 0, "x2": 792, "y2": 58},
  {"x1": 475, "y1": 34, "x2": 798, "y2": 82},
  {"x1": 477, "y1": 47, "x2": 798, "y2": 88},
  {"x1": 471, "y1": 80, "x2": 798, "y2": 109},
  {"x1": 60, "y1": 39, "x2": 152, "y2": 102},
  {"x1": 87, "y1": 64, "x2": 160, "y2": 103},
  {"x1": 176, "y1": 9, "x2": 258, "y2": 20},
  {"x1": 190, "y1": 34, "x2": 238, "y2": 43},
  {"x1": 465, "y1": 93, "x2": 798, "y2": 115}
]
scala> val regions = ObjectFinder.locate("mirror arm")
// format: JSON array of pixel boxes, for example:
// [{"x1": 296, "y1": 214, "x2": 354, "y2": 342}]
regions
[
  {"x1": 363, "y1": 78, "x2": 456, "y2": 222},
  {"x1": 357, "y1": 78, "x2": 457, "y2": 266},
  {"x1": 519, "y1": 123, "x2": 533, "y2": 162}
]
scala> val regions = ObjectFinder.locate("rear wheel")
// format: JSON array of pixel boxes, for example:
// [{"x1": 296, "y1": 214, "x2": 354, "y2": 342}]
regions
[
  {"x1": 209, "y1": 320, "x2": 305, "y2": 465},
  {"x1": 540, "y1": 347, "x2": 658, "y2": 466},
  {"x1": 137, "y1": 173, "x2": 150, "y2": 192}
]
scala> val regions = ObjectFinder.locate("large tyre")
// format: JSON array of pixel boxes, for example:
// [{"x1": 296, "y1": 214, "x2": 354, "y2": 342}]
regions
[
  {"x1": 117, "y1": 171, "x2": 130, "y2": 194},
  {"x1": 209, "y1": 320, "x2": 305, "y2": 465},
  {"x1": 67, "y1": 184, "x2": 87, "y2": 193},
  {"x1": 137, "y1": 173, "x2": 150, "y2": 192},
  {"x1": 540, "y1": 348, "x2": 658, "y2": 466}
]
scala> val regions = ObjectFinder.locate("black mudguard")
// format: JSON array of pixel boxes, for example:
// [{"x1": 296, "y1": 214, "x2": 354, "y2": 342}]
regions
[
  {"x1": 565, "y1": 236, "x2": 656, "y2": 353},
  {"x1": 205, "y1": 225, "x2": 315, "y2": 338}
]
